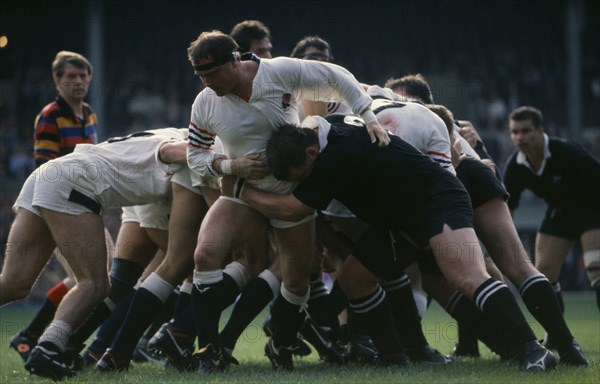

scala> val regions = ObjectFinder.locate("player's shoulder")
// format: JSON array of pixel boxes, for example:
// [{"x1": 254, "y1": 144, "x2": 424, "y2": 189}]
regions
[
  {"x1": 260, "y1": 56, "x2": 301, "y2": 73},
  {"x1": 39, "y1": 100, "x2": 61, "y2": 117}
]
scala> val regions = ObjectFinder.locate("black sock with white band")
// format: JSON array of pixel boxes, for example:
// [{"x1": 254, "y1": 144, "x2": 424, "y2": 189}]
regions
[
  {"x1": 348, "y1": 285, "x2": 402, "y2": 355},
  {"x1": 520, "y1": 274, "x2": 573, "y2": 349},
  {"x1": 474, "y1": 278, "x2": 536, "y2": 347}
]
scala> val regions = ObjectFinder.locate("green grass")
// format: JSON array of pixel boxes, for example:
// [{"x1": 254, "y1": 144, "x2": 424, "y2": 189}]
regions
[{"x1": 1, "y1": 293, "x2": 598, "y2": 383}]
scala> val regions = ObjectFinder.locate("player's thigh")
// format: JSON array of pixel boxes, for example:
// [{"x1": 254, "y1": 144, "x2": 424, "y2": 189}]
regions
[
  {"x1": 534, "y1": 233, "x2": 574, "y2": 280},
  {"x1": 273, "y1": 219, "x2": 315, "y2": 289},
  {"x1": 195, "y1": 198, "x2": 265, "y2": 267},
  {"x1": 581, "y1": 228, "x2": 600, "y2": 252},
  {"x1": 169, "y1": 183, "x2": 208, "y2": 257},
  {"x1": 1, "y1": 209, "x2": 56, "y2": 293},
  {"x1": 40, "y1": 209, "x2": 108, "y2": 283},
  {"x1": 115, "y1": 222, "x2": 158, "y2": 265},
  {"x1": 429, "y1": 226, "x2": 489, "y2": 298},
  {"x1": 474, "y1": 197, "x2": 534, "y2": 283}
]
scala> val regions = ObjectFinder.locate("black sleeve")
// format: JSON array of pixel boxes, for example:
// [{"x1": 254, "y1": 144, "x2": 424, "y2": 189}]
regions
[{"x1": 502, "y1": 154, "x2": 524, "y2": 211}]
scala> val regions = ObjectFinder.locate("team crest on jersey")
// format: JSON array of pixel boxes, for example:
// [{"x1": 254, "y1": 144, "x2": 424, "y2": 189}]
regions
[{"x1": 281, "y1": 93, "x2": 291, "y2": 111}]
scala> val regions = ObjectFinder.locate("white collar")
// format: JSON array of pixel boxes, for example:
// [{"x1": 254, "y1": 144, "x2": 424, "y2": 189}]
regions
[
  {"x1": 301, "y1": 115, "x2": 331, "y2": 152},
  {"x1": 516, "y1": 133, "x2": 551, "y2": 175}
]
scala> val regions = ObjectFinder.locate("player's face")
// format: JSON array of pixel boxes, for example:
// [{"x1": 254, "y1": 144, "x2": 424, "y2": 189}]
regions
[
  {"x1": 194, "y1": 60, "x2": 236, "y2": 96},
  {"x1": 509, "y1": 119, "x2": 543, "y2": 153},
  {"x1": 54, "y1": 62, "x2": 91, "y2": 103},
  {"x1": 249, "y1": 37, "x2": 272, "y2": 58}
]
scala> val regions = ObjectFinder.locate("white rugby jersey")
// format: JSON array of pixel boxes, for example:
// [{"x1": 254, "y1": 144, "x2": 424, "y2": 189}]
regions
[
  {"x1": 371, "y1": 98, "x2": 455, "y2": 175},
  {"x1": 71, "y1": 127, "x2": 187, "y2": 207},
  {"x1": 187, "y1": 56, "x2": 372, "y2": 191}
]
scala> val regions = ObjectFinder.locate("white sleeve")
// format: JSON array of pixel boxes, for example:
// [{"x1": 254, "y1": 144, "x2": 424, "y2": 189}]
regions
[
  {"x1": 154, "y1": 139, "x2": 184, "y2": 174},
  {"x1": 281, "y1": 58, "x2": 372, "y2": 115},
  {"x1": 187, "y1": 95, "x2": 227, "y2": 179}
]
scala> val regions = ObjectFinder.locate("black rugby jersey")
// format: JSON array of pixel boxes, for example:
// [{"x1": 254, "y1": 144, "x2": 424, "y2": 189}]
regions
[{"x1": 503, "y1": 137, "x2": 600, "y2": 212}]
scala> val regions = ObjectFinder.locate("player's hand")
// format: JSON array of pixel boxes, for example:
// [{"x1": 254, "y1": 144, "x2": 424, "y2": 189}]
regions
[
  {"x1": 480, "y1": 158, "x2": 497, "y2": 173},
  {"x1": 232, "y1": 153, "x2": 269, "y2": 180},
  {"x1": 456, "y1": 120, "x2": 480, "y2": 148},
  {"x1": 367, "y1": 120, "x2": 390, "y2": 147}
]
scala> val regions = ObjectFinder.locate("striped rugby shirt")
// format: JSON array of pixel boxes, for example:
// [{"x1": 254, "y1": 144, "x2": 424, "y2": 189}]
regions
[{"x1": 33, "y1": 95, "x2": 98, "y2": 167}]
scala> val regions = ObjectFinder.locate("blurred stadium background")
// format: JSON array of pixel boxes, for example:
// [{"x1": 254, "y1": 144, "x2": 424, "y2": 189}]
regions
[{"x1": 0, "y1": 0, "x2": 598, "y2": 301}]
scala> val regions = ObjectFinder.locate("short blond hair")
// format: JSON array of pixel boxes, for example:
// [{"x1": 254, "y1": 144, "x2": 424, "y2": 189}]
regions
[{"x1": 52, "y1": 51, "x2": 93, "y2": 78}]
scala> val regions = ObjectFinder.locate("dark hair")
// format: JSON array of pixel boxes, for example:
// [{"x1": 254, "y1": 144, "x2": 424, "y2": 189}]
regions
[
  {"x1": 52, "y1": 51, "x2": 93, "y2": 78},
  {"x1": 509, "y1": 106, "x2": 543, "y2": 128},
  {"x1": 291, "y1": 36, "x2": 334, "y2": 61},
  {"x1": 229, "y1": 20, "x2": 271, "y2": 53},
  {"x1": 267, "y1": 124, "x2": 318, "y2": 180},
  {"x1": 426, "y1": 104, "x2": 454, "y2": 137},
  {"x1": 187, "y1": 30, "x2": 239, "y2": 65},
  {"x1": 385, "y1": 73, "x2": 433, "y2": 104}
]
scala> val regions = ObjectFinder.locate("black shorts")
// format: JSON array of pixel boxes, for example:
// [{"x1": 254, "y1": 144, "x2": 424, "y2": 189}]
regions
[
  {"x1": 456, "y1": 157, "x2": 508, "y2": 209},
  {"x1": 540, "y1": 207, "x2": 600, "y2": 240},
  {"x1": 352, "y1": 226, "x2": 448, "y2": 280},
  {"x1": 402, "y1": 189, "x2": 474, "y2": 247},
  {"x1": 352, "y1": 226, "x2": 421, "y2": 280}
]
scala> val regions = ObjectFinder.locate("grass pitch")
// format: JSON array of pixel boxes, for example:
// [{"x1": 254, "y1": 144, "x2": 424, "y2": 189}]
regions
[{"x1": 0, "y1": 292, "x2": 598, "y2": 383}]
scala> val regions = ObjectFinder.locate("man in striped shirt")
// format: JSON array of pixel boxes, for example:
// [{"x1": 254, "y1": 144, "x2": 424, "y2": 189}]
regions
[{"x1": 33, "y1": 51, "x2": 97, "y2": 167}]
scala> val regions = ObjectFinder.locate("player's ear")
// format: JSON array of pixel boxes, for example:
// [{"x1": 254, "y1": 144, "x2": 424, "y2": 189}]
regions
[{"x1": 306, "y1": 144, "x2": 319, "y2": 162}]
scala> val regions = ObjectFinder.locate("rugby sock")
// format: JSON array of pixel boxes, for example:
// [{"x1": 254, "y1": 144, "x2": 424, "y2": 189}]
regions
[
  {"x1": 307, "y1": 277, "x2": 329, "y2": 318},
  {"x1": 38, "y1": 320, "x2": 73, "y2": 352},
  {"x1": 455, "y1": 323, "x2": 480, "y2": 356},
  {"x1": 270, "y1": 285, "x2": 308, "y2": 347},
  {"x1": 144, "y1": 291, "x2": 178, "y2": 339},
  {"x1": 167, "y1": 282, "x2": 195, "y2": 334},
  {"x1": 382, "y1": 275, "x2": 427, "y2": 349},
  {"x1": 110, "y1": 259, "x2": 146, "y2": 302},
  {"x1": 174, "y1": 281, "x2": 193, "y2": 316},
  {"x1": 520, "y1": 274, "x2": 573, "y2": 349},
  {"x1": 220, "y1": 270, "x2": 280, "y2": 351},
  {"x1": 222, "y1": 261, "x2": 251, "y2": 301},
  {"x1": 68, "y1": 258, "x2": 144, "y2": 348},
  {"x1": 314, "y1": 280, "x2": 347, "y2": 328},
  {"x1": 474, "y1": 278, "x2": 536, "y2": 347},
  {"x1": 23, "y1": 280, "x2": 70, "y2": 339},
  {"x1": 446, "y1": 291, "x2": 512, "y2": 358},
  {"x1": 348, "y1": 285, "x2": 402, "y2": 355},
  {"x1": 552, "y1": 281, "x2": 565, "y2": 313},
  {"x1": 191, "y1": 270, "x2": 242, "y2": 348},
  {"x1": 110, "y1": 273, "x2": 173, "y2": 357},
  {"x1": 89, "y1": 289, "x2": 136, "y2": 354}
]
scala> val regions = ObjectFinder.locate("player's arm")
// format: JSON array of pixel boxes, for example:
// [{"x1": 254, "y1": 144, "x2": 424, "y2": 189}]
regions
[
  {"x1": 33, "y1": 112, "x2": 60, "y2": 167},
  {"x1": 159, "y1": 140, "x2": 188, "y2": 165},
  {"x1": 295, "y1": 59, "x2": 389, "y2": 147},
  {"x1": 221, "y1": 176, "x2": 314, "y2": 222}
]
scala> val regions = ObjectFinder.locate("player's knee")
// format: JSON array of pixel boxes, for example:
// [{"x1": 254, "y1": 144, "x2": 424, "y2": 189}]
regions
[
  {"x1": 77, "y1": 278, "x2": 111, "y2": 302},
  {"x1": 584, "y1": 249, "x2": 600, "y2": 287},
  {"x1": 0, "y1": 276, "x2": 33, "y2": 301}
]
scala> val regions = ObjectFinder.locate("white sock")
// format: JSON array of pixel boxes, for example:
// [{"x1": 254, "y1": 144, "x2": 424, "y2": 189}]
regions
[{"x1": 38, "y1": 320, "x2": 73, "y2": 352}]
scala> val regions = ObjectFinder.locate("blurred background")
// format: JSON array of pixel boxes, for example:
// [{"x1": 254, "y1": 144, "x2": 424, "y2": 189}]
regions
[{"x1": 0, "y1": 0, "x2": 598, "y2": 300}]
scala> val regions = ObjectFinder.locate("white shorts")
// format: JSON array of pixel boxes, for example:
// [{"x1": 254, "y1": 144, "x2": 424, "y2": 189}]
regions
[
  {"x1": 121, "y1": 199, "x2": 171, "y2": 230},
  {"x1": 219, "y1": 195, "x2": 317, "y2": 229},
  {"x1": 172, "y1": 166, "x2": 202, "y2": 194},
  {"x1": 13, "y1": 164, "x2": 100, "y2": 217}
]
